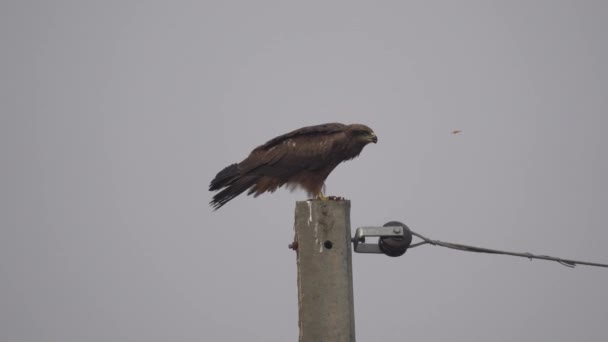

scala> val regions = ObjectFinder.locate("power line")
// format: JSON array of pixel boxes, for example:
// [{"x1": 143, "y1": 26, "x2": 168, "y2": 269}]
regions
[{"x1": 408, "y1": 230, "x2": 608, "y2": 268}]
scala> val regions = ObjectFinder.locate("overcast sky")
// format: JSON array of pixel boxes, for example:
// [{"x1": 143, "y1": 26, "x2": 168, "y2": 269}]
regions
[{"x1": 2, "y1": 1, "x2": 608, "y2": 341}]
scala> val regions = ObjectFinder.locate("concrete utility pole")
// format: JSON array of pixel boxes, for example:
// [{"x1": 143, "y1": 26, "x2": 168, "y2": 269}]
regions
[{"x1": 294, "y1": 200, "x2": 356, "y2": 342}]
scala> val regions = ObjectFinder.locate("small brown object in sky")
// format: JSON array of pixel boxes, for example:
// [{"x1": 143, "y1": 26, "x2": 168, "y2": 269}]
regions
[{"x1": 451, "y1": 130, "x2": 462, "y2": 134}]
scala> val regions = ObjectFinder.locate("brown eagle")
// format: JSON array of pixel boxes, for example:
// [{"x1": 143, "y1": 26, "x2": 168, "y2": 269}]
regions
[{"x1": 209, "y1": 123, "x2": 377, "y2": 209}]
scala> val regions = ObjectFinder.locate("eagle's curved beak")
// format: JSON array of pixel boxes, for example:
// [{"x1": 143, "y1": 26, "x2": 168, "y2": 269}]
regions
[{"x1": 369, "y1": 133, "x2": 378, "y2": 144}]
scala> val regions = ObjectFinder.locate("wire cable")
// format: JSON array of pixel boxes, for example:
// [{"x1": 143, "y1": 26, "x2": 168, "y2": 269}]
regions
[{"x1": 408, "y1": 231, "x2": 608, "y2": 268}]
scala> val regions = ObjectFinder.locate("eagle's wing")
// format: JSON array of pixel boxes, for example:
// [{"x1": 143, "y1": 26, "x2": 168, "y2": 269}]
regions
[
  {"x1": 242, "y1": 123, "x2": 348, "y2": 175},
  {"x1": 256, "y1": 123, "x2": 347, "y2": 151}
]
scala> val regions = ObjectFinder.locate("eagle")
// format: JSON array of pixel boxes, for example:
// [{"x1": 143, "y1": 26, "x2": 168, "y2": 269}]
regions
[{"x1": 209, "y1": 123, "x2": 377, "y2": 209}]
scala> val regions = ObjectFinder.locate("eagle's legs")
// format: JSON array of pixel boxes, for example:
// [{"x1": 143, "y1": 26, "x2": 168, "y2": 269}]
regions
[{"x1": 316, "y1": 191, "x2": 328, "y2": 201}]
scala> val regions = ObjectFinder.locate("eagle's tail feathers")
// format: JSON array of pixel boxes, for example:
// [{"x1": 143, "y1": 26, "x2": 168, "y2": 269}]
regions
[
  {"x1": 209, "y1": 163, "x2": 240, "y2": 191},
  {"x1": 210, "y1": 175, "x2": 259, "y2": 210}
]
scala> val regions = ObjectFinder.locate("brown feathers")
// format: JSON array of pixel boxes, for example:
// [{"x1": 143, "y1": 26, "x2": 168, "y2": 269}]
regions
[{"x1": 209, "y1": 123, "x2": 377, "y2": 209}]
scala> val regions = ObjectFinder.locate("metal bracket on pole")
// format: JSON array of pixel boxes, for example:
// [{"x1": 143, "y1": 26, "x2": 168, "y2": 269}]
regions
[{"x1": 352, "y1": 221, "x2": 413, "y2": 257}]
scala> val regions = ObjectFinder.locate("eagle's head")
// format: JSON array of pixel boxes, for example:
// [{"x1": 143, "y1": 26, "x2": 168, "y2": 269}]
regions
[{"x1": 348, "y1": 124, "x2": 378, "y2": 144}]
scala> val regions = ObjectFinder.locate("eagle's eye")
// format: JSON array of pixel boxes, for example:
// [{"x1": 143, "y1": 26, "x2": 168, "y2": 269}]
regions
[{"x1": 353, "y1": 130, "x2": 369, "y2": 136}]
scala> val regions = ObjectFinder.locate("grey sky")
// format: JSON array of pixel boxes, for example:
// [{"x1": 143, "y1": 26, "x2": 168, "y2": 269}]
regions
[{"x1": 1, "y1": 1, "x2": 607, "y2": 341}]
